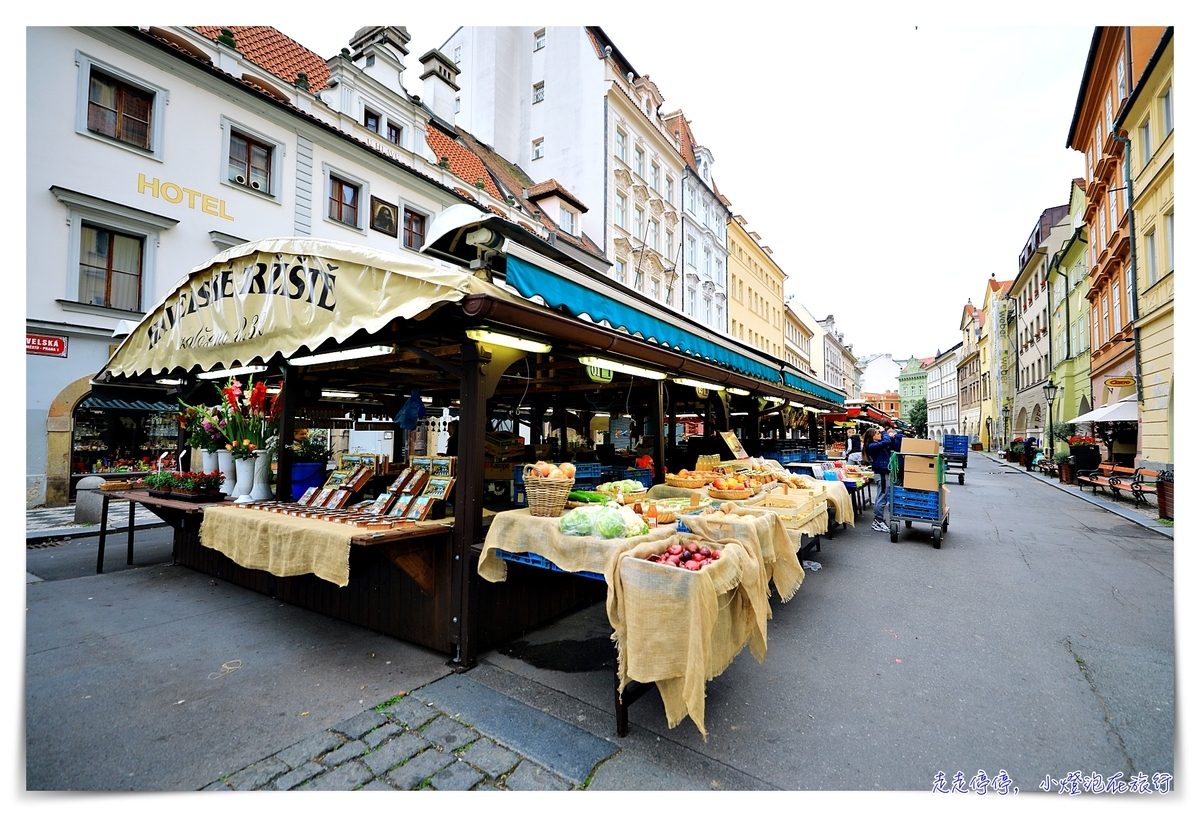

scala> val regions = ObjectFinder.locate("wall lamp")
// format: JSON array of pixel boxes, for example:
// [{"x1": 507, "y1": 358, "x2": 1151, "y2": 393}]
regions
[
  {"x1": 196, "y1": 364, "x2": 268, "y2": 380},
  {"x1": 466, "y1": 329, "x2": 552, "y2": 354},
  {"x1": 578, "y1": 356, "x2": 666, "y2": 380},
  {"x1": 288, "y1": 345, "x2": 396, "y2": 367}
]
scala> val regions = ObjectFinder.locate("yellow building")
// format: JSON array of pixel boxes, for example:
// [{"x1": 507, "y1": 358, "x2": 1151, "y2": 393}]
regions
[
  {"x1": 978, "y1": 276, "x2": 1013, "y2": 451},
  {"x1": 1116, "y1": 28, "x2": 1173, "y2": 468},
  {"x1": 727, "y1": 215, "x2": 786, "y2": 358}
]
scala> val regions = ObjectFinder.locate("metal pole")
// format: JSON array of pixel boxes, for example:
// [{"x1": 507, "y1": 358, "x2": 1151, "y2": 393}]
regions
[{"x1": 450, "y1": 340, "x2": 488, "y2": 669}]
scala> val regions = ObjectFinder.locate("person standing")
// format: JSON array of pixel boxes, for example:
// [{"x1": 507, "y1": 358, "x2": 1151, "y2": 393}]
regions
[
  {"x1": 865, "y1": 426, "x2": 903, "y2": 532},
  {"x1": 1023, "y1": 435, "x2": 1035, "y2": 471}
]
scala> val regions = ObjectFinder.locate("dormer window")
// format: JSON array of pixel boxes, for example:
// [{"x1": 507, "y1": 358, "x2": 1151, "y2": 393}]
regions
[{"x1": 560, "y1": 209, "x2": 576, "y2": 235}]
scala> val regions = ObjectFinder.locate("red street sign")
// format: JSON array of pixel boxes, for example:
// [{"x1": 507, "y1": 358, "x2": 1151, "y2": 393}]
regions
[{"x1": 27, "y1": 333, "x2": 69, "y2": 357}]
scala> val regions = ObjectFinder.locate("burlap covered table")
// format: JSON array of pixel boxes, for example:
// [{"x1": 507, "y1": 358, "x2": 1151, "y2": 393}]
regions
[
  {"x1": 679, "y1": 503, "x2": 804, "y2": 602},
  {"x1": 821, "y1": 479, "x2": 855, "y2": 526},
  {"x1": 199, "y1": 505, "x2": 361, "y2": 587},
  {"x1": 604, "y1": 532, "x2": 769, "y2": 739}
]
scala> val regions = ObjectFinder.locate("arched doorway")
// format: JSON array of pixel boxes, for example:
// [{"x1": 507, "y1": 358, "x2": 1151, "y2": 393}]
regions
[{"x1": 43, "y1": 375, "x2": 95, "y2": 507}]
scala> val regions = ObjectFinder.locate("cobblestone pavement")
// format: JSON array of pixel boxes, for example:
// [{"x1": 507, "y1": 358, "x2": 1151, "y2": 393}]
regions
[{"x1": 204, "y1": 692, "x2": 579, "y2": 791}]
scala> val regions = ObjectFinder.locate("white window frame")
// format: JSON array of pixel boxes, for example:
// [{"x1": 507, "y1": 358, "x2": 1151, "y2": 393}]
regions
[
  {"x1": 532, "y1": 138, "x2": 544, "y2": 160},
  {"x1": 686, "y1": 235, "x2": 696, "y2": 268},
  {"x1": 1145, "y1": 227, "x2": 1158, "y2": 284},
  {"x1": 634, "y1": 206, "x2": 644, "y2": 240},
  {"x1": 453, "y1": 45, "x2": 462, "y2": 64},
  {"x1": 665, "y1": 229, "x2": 674, "y2": 260},
  {"x1": 687, "y1": 287, "x2": 696, "y2": 316},
  {"x1": 634, "y1": 269, "x2": 643, "y2": 290},
  {"x1": 51, "y1": 186, "x2": 177, "y2": 317},
  {"x1": 1111, "y1": 279, "x2": 1121, "y2": 327},
  {"x1": 650, "y1": 277, "x2": 660, "y2": 299},
  {"x1": 665, "y1": 175, "x2": 673, "y2": 202},
  {"x1": 400, "y1": 200, "x2": 433, "y2": 252},
  {"x1": 220, "y1": 116, "x2": 285, "y2": 200},
  {"x1": 322, "y1": 162, "x2": 369, "y2": 233},
  {"x1": 559, "y1": 208, "x2": 576, "y2": 236},
  {"x1": 1165, "y1": 212, "x2": 1173, "y2": 272},
  {"x1": 686, "y1": 184, "x2": 695, "y2": 213},
  {"x1": 1161, "y1": 85, "x2": 1173, "y2": 134},
  {"x1": 1139, "y1": 119, "x2": 1152, "y2": 167},
  {"x1": 385, "y1": 119, "x2": 405, "y2": 148},
  {"x1": 363, "y1": 106, "x2": 381, "y2": 134},
  {"x1": 634, "y1": 147, "x2": 644, "y2": 178},
  {"x1": 534, "y1": 29, "x2": 546, "y2": 51},
  {"x1": 703, "y1": 246, "x2": 711, "y2": 276},
  {"x1": 1125, "y1": 266, "x2": 1134, "y2": 316},
  {"x1": 455, "y1": 97, "x2": 461, "y2": 114},
  {"x1": 75, "y1": 50, "x2": 169, "y2": 162},
  {"x1": 614, "y1": 193, "x2": 626, "y2": 230},
  {"x1": 650, "y1": 163, "x2": 660, "y2": 191},
  {"x1": 533, "y1": 82, "x2": 545, "y2": 104},
  {"x1": 1117, "y1": 57, "x2": 1126, "y2": 100},
  {"x1": 648, "y1": 219, "x2": 659, "y2": 252},
  {"x1": 615, "y1": 130, "x2": 626, "y2": 163},
  {"x1": 1101, "y1": 296, "x2": 1110, "y2": 342},
  {"x1": 614, "y1": 259, "x2": 625, "y2": 283}
]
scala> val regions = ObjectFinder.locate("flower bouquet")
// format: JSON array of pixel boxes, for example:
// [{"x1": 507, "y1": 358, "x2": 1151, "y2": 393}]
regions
[{"x1": 1067, "y1": 435, "x2": 1097, "y2": 446}]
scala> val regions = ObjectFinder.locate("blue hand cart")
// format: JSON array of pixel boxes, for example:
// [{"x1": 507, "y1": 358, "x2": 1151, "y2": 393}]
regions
[
  {"x1": 887, "y1": 452, "x2": 949, "y2": 548},
  {"x1": 941, "y1": 434, "x2": 969, "y2": 485}
]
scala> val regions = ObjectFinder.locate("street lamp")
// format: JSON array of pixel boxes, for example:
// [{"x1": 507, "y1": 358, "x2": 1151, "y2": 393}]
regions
[
  {"x1": 1001, "y1": 405, "x2": 1010, "y2": 447},
  {"x1": 1042, "y1": 378, "x2": 1058, "y2": 461}
]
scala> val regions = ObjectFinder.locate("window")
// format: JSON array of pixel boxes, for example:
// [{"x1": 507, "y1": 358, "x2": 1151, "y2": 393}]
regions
[
  {"x1": 1087, "y1": 148, "x2": 1093, "y2": 180},
  {"x1": 648, "y1": 219, "x2": 659, "y2": 251},
  {"x1": 1125, "y1": 266, "x2": 1134, "y2": 317},
  {"x1": 614, "y1": 259, "x2": 625, "y2": 283},
  {"x1": 365, "y1": 55, "x2": 375, "y2": 67},
  {"x1": 560, "y1": 209, "x2": 575, "y2": 235},
  {"x1": 78, "y1": 224, "x2": 143, "y2": 311},
  {"x1": 703, "y1": 246, "x2": 711, "y2": 276},
  {"x1": 1099, "y1": 205, "x2": 1106, "y2": 245},
  {"x1": 364, "y1": 108, "x2": 380, "y2": 133},
  {"x1": 716, "y1": 303, "x2": 723, "y2": 331},
  {"x1": 651, "y1": 278, "x2": 659, "y2": 299},
  {"x1": 1161, "y1": 85, "x2": 1173, "y2": 134},
  {"x1": 455, "y1": 96, "x2": 461, "y2": 114},
  {"x1": 650, "y1": 163, "x2": 660, "y2": 191},
  {"x1": 634, "y1": 269, "x2": 643, "y2": 290},
  {"x1": 704, "y1": 297, "x2": 712, "y2": 323},
  {"x1": 228, "y1": 130, "x2": 272, "y2": 193},
  {"x1": 687, "y1": 287, "x2": 696, "y2": 316},
  {"x1": 1105, "y1": 95, "x2": 1113, "y2": 133},
  {"x1": 1145, "y1": 228, "x2": 1158, "y2": 284},
  {"x1": 615, "y1": 130, "x2": 626, "y2": 163},
  {"x1": 665, "y1": 284, "x2": 674, "y2": 303},
  {"x1": 1101, "y1": 296, "x2": 1110, "y2": 342},
  {"x1": 86, "y1": 68, "x2": 153, "y2": 151},
  {"x1": 1140, "y1": 119, "x2": 1152, "y2": 166},
  {"x1": 686, "y1": 236, "x2": 696, "y2": 267},
  {"x1": 634, "y1": 206, "x2": 644, "y2": 240},
  {"x1": 386, "y1": 122, "x2": 402, "y2": 146},
  {"x1": 1109, "y1": 187, "x2": 1117, "y2": 230},
  {"x1": 634, "y1": 147, "x2": 644, "y2": 178},
  {"x1": 1117, "y1": 57, "x2": 1126, "y2": 100},
  {"x1": 1166, "y1": 212, "x2": 1174, "y2": 272},
  {"x1": 533, "y1": 82, "x2": 544, "y2": 104},
  {"x1": 532, "y1": 138, "x2": 544, "y2": 160},
  {"x1": 1112, "y1": 279, "x2": 1121, "y2": 327},
  {"x1": 686, "y1": 185, "x2": 695, "y2": 213},
  {"x1": 665, "y1": 176, "x2": 673, "y2": 201},
  {"x1": 615, "y1": 193, "x2": 626, "y2": 230},
  {"x1": 534, "y1": 29, "x2": 546, "y2": 51},
  {"x1": 329, "y1": 175, "x2": 360, "y2": 227},
  {"x1": 1095, "y1": 123, "x2": 1103, "y2": 154},
  {"x1": 453, "y1": 46, "x2": 462, "y2": 64},
  {"x1": 402, "y1": 208, "x2": 426, "y2": 250},
  {"x1": 665, "y1": 230, "x2": 674, "y2": 259}
]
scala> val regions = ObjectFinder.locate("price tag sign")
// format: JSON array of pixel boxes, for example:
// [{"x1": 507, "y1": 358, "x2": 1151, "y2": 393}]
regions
[{"x1": 27, "y1": 333, "x2": 68, "y2": 357}]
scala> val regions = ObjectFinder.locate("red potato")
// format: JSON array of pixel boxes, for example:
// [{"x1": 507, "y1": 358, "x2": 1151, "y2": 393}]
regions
[
  {"x1": 685, "y1": 560, "x2": 702, "y2": 570},
  {"x1": 699, "y1": 546, "x2": 711, "y2": 558},
  {"x1": 684, "y1": 542, "x2": 699, "y2": 554},
  {"x1": 667, "y1": 544, "x2": 683, "y2": 556},
  {"x1": 667, "y1": 554, "x2": 681, "y2": 566},
  {"x1": 710, "y1": 550, "x2": 722, "y2": 560}
]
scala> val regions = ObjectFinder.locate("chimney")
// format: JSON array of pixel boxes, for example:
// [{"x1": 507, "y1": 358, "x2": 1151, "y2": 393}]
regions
[{"x1": 419, "y1": 49, "x2": 460, "y2": 125}]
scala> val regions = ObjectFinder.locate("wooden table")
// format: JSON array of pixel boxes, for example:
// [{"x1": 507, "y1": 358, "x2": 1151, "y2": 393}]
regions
[{"x1": 95, "y1": 489, "x2": 232, "y2": 574}]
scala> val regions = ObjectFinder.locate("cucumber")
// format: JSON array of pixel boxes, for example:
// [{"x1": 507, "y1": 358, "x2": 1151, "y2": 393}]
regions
[{"x1": 568, "y1": 490, "x2": 610, "y2": 503}]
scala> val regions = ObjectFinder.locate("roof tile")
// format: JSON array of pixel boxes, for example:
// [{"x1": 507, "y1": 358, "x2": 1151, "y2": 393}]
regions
[
  {"x1": 424, "y1": 124, "x2": 505, "y2": 200},
  {"x1": 192, "y1": 26, "x2": 331, "y2": 92}
]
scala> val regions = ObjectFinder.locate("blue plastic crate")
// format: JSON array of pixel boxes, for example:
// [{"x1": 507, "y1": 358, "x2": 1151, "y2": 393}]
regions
[
  {"x1": 496, "y1": 549, "x2": 604, "y2": 582},
  {"x1": 572, "y1": 462, "x2": 603, "y2": 480},
  {"x1": 511, "y1": 482, "x2": 527, "y2": 507}
]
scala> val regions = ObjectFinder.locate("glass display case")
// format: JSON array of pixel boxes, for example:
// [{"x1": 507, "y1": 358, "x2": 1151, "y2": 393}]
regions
[{"x1": 70, "y1": 406, "x2": 179, "y2": 498}]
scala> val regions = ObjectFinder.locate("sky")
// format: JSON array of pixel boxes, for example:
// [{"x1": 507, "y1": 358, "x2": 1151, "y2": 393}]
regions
[{"x1": 274, "y1": 12, "x2": 1098, "y2": 362}]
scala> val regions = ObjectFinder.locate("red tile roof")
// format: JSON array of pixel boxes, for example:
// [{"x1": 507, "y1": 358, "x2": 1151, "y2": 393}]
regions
[
  {"x1": 526, "y1": 179, "x2": 588, "y2": 213},
  {"x1": 192, "y1": 26, "x2": 331, "y2": 92},
  {"x1": 424, "y1": 124, "x2": 504, "y2": 200}
]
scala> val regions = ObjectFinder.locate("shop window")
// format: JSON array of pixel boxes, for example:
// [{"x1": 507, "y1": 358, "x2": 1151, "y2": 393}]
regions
[{"x1": 71, "y1": 402, "x2": 178, "y2": 494}]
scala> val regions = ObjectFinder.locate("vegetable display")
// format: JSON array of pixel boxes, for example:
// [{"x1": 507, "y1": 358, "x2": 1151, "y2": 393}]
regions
[
  {"x1": 595, "y1": 479, "x2": 645, "y2": 495},
  {"x1": 557, "y1": 503, "x2": 649, "y2": 539}
]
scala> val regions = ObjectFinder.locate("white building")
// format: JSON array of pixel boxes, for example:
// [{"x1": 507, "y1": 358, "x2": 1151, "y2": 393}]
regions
[
  {"x1": 857, "y1": 352, "x2": 904, "y2": 395},
  {"x1": 926, "y1": 343, "x2": 963, "y2": 443},
  {"x1": 816, "y1": 315, "x2": 857, "y2": 397},
  {"x1": 442, "y1": 26, "x2": 686, "y2": 313},
  {"x1": 26, "y1": 25, "x2": 537, "y2": 506}
]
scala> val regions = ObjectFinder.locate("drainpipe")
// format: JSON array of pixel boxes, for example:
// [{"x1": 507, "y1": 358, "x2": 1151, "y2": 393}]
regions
[{"x1": 1113, "y1": 132, "x2": 1144, "y2": 403}]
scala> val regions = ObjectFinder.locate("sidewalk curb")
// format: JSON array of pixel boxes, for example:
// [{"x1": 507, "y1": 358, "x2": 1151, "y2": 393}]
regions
[
  {"x1": 978, "y1": 453, "x2": 1173, "y2": 540},
  {"x1": 26, "y1": 521, "x2": 170, "y2": 545}
]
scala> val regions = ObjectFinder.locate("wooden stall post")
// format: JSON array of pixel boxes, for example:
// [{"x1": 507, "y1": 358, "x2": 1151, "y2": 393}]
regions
[
  {"x1": 667, "y1": 388, "x2": 677, "y2": 473},
  {"x1": 450, "y1": 340, "x2": 488, "y2": 669},
  {"x1": 749, "y1": 398, "x2": 761, "y2": 455},
  {"x1": 276, "y1": 363, "x2": 297, "y2": 502},
  {"x1": 653, "y1": 381, "x2": 666, "y2": 485}
]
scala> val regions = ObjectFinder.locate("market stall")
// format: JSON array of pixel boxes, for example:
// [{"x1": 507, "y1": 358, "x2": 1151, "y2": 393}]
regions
[{"x1": 91, "y1": 218, "x2": 844, "y2": 680}]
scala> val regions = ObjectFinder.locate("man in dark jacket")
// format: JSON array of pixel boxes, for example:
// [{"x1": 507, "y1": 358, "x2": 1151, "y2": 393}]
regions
[
  {"x1": 865, "y1": 426, "x2": 904, "y2": 532},
  {"x1": 1024, "y1": 436, "x2": 1035, "y2": 471}
]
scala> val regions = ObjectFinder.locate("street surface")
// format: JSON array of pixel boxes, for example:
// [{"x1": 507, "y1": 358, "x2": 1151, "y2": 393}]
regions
[{"x1": 24, "y1": 459, "x2": 1176, "y2": 795}]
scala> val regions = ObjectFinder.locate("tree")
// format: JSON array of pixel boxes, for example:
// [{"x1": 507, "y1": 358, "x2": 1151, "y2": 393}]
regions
[{"x1": 908, "y1": 398, "x2": 928, "y2": 438}]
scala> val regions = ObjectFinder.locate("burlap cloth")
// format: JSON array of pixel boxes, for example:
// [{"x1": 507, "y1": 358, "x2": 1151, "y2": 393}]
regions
[
  {"x1": 679, "y1": 503, "x2": 804, "y2": 603},
  {"x1": 478, "y1": 509, "x2": 674, "y2": 582},
  {"x1": 822, "y1": 480, "x2": 855, "y2": 526},
  {"x1": 604, "y1": 532, "x2": 769, "y2": 739},
  {"x1": 199, "y1": 506, "x2": 355, "y2": 587}
]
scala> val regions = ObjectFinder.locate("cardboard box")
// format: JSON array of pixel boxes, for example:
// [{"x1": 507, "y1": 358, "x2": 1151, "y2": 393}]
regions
[
  {"x1": 900, "y1": 437, "x2": 940, "y2": 455},
  {"x1": 902, "y1": 456, "x2": 940, "y2": 491}
]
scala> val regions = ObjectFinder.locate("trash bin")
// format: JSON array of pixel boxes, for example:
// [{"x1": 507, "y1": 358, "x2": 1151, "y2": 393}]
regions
[{"x1": 1156, "y1": 470, "x2": 1174, "y2": 520}]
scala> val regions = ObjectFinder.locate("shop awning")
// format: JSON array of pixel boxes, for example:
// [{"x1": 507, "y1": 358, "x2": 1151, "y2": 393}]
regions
[
  {"x1": 1066, "y1": 395, "x2": 1139, "y2": 424},
  {"x1": 80, "y1": 395, "x2": 177, "y2": 412},
  {"x1": 95, "y1": 237, "x2": 504, "y2": 380}
]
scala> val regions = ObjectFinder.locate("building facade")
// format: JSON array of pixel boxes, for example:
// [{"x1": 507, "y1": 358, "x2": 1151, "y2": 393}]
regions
[
  {"x1": 1047, "y1": 179, "x2": 1093, "y2": 457},
  {"x1": 1115, "y1": 27, "x2": 1173, "y2": 469},
  {"x1": 897, "y1": 356, "x2": 931, "y2": 427},
  {"x1": 979, "y1": 277, "x2": 1013, "y2": 450},
  {"x1": 726, "y1": 215, "x2": 785, "y2": 358},
  {"x1": 957, "y1": 304, "x2": 982, "y2": 443},
  {"x1": 782, "y1": 300, "x2": 815, "y2": 375},
  {"x1": 817, "y1": 315, "x2": 857, "y2": 397},
  {"x1": 926, "y1": 343, "x2": 962, "y2": 443}
]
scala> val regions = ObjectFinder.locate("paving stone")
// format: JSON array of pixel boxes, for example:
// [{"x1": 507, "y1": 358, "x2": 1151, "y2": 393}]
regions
[
  {"x1": 199, "y1": 780, "x2": 231, "y2": 791},
  {"x1": 321, "y1": 739, "x2": 368, "y2": 767},
  {"x1": 430, "y1": 760, "x2": 485, "y2": 791},
  {"x1": 362, "y1": 732, "x2": 430, "y2": 777},
  {"x1": 363, "y1": 722, "x2": 402, "y2": 749},
  {"x1": 504, "y1": 760, "x2": 571, "y2": 792},
  {"x1": 268, "y1": 761, "x2": 324, "y2": 791},
  {"x1": 383, "y1": 696, "x2": 440, "y2": 729},
  {"x1": 225, "y1": 756, "x2": 289, "y2": 791},
  {"x1": 357, "y1": 779, "x2": 396, "y2": 791},
  {"x1": 421, "y1": 715, "x2": 480, "y2": 752},
  {"x1": 385, "y1": 748, "x2": 454, "y2": 791},
  {"x1": 332, "y1": 709, "x2": 388, "y2": 740},
  {"x1": 276, "y1": 731, "x2": 344, "y2": 768},
  {"x1": 461, "y1": 739, "x2": 520, "y2": 778},
  {"x1": 301, "y1": 760, "x2": 374, "y2": 791}
]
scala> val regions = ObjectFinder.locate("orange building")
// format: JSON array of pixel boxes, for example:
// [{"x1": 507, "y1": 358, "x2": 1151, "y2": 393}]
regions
[
  {"x1": 860, "y1": 391, "x2": 901, "y2": 423},
  {"x1": 1065, "y1": 27, "x2": 1168, "y2": 428}
]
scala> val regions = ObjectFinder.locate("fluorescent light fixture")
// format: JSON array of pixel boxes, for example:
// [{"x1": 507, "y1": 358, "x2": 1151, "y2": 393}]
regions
[
  {"x1": 266, "y1": 386, "x2": 282, "y2": 395},
  {"x1": 421, "y1": 396, "x2": 432, "y2": 404},
  {"x1": 673, "y1": 377, "x2": 724, "y2": 392},
  {"x1": 731, "y1": 411, "x2": 749, "y2": 417},
  {"x1": 593, "y1": 412, "x2": 611, "y2": 417},
  {"x1": 155, "y1": 378, "x2": 183, "y2": 386},
  {"x1": 288, "y1": 345, "x2": 396, "y2": 366},
  {"x1": 321, "y1": 390, "x2": 361, "y2": 399},
  {"x1": 764, "y1": 395, "x2": 786, "y2": 404},
  {"x1": 726, "y1": 387, "x2": 751, "y2": 396},
  {"x1": 197, "y1": 365, "x2": 268, "y2": 380},
  {"x1": 676, "y1": 412, "x2": 700, "y2": 419},
  {"x1": 578, "y1": 356, "x2": 666, "y2": 380},
  {"x1": 466, "y1": 329, "x2": 552, "y2": 354}
]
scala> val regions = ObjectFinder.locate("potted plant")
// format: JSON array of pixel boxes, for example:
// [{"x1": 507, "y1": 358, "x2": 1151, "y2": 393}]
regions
[
  {"x1": 1067, "y1": 434, "x2": 1101, "y2": 471},
  {"x1": 143, "y1": 469, "x2": 177, "y2": 494},
  {"x1": 289, "y1": 432, "x2": 332, "y2": 501},
  {"x1": 1055, "y1": 452, "x2": 1073, "y2": 484},
  {"x1": 1008, "y1": 438, "x2": 1025, "y2": 463}
]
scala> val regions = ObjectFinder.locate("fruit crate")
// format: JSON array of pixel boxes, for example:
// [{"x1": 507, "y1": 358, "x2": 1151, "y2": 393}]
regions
[
  {"x1": 572, "y1": 462, "x2": 604, "y2": 480},
  {"x1": 496, "y1": 549, "x2": 604, "y2": 582},
  {"x1": 601, "y1": 466, "x2": 652, "y2": 486},
  {"x1": 890, "y1": 486, "x2": 941, "y2": 520}
]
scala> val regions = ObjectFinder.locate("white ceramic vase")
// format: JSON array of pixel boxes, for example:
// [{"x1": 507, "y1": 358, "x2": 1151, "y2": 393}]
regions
[
  {"x1": 233, "y1": 456, "x2": 255, "y2": 502},
  {"x1": 201, "y1": 449, "x2": 220, "y2": 475},
  {"x1": 217, "y1": 450, "x2": 237, "y2": 495},
  {"x1": 250, "y1": 450, "x2": 274, "y2": 501}
]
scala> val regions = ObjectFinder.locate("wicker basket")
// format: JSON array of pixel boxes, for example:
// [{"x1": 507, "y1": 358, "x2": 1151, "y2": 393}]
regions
[
  {"x1": 665, "y1": 474, "x2": 708, "y2": 489},
  {"x1": 707, "y1": 487, "x2": 754, "y2": 501},
  {"x1": 522, "y1": 465, "x2": 574, "y2": 517},
  {"x1": 598, "y1": 489, "x2": 646, "y2": 505}
]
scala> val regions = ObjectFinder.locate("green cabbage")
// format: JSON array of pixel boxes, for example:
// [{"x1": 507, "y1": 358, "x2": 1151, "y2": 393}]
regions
[
  {"x1": 593, "y1": 507, "x2": 628, "y2": 539},
  {"x1": 558, "y1": 505, "x2": 602, "y2": 537}
]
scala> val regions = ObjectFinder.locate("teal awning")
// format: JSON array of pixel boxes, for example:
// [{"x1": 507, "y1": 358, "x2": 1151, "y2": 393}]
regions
[
  {"x1": 784, "y1": 371, "x2": 843, "y2": 404},
  {"x1": 505, "y1": 255, "x2": 781, "y2": 384}
]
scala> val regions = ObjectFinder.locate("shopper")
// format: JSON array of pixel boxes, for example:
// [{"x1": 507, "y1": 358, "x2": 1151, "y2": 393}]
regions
[
  {"x1": 1024, "y1": 435, "x2": 1035, "y2": 471},
  {"x1": 846, "y1": 432, "x2": 863, "y2": 465},
  {"x1": 865, "y1": 426, "x2": 903, "y2": 532},
  {"x1": 444, "y1": 420, "x2": 460, "y2": 457}
]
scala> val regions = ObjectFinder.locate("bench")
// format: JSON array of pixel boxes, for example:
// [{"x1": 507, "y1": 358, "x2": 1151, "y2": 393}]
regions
[
  {"x1": 1036, "y1": 459, "x2": 1060, "y2": 477},
  {"x1": 1077, "y1": 464, "x2": 1161, "y2": 508}
]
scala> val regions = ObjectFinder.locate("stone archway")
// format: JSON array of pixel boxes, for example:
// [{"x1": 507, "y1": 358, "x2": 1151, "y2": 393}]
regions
[{"x1": 43, "y1": 375, "x2": 95, "y2": 506}]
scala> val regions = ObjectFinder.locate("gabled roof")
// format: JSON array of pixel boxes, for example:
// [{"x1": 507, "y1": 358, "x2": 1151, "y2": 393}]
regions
[
  {"x1": 989, "y1": 278, "x2": 1014, "y2": 295},
  {"x1": 526, "y1": 179, "x2": 588, "y2": 213},
  {"x1": 424, "y1": 123, "x2": 504, "y2": 201},
  {"x1": 192, "y1": 26, "x2": 331, "y2": 92}
]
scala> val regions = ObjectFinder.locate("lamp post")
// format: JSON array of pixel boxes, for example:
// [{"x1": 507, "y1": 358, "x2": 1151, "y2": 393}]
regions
[
  {"x1": 1001, "y1": 405, "x2": 1010, "y2": 451},
  {"x1": 1042, "y1": 378, "x2": 1058, "y2": 462}
]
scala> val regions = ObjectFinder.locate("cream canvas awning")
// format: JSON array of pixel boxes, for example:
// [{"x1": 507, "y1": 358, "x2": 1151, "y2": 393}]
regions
[
  {"x1": 1065, "y1": 395, "x2": 1139, "y2": 424},
  {"x1": 96, "y1": 237, "x2": 501, "y2": 380}
]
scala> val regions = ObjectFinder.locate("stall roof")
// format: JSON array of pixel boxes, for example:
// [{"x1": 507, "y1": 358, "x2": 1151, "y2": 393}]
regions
[{"x1": 1066, "y1": 395, "x2": 1139, "y2": 424}]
